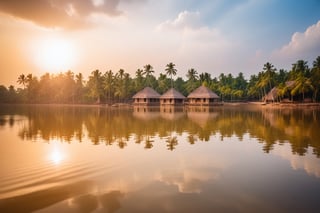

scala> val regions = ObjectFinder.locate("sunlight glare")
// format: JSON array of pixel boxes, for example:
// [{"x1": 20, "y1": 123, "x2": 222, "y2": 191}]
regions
[
  {"x1": 49, "y1": 144, "x2": 65, "y2": 165},
  {"x1": 33, "y1": 38, "x2": 76, "y2": 73}
]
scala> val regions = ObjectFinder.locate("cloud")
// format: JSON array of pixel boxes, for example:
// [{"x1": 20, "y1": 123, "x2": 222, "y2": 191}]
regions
[
  {"x1": 155, "y1": 165, "x2": 221, "y2": 193},
  {"x1": 0, "y1": 0, "x2": 142, "y2": 29},
  {"x1": 154, "y1": 10, "x2": 236, "y2": 76},
  {"x1": 272, "y1": 20, "x2": 320, "y2": 63},
  {"x1": 157, "y1": 10, "x2": 202, "y2": 31},
  {"x1": 272, "y1": 144, "x2": 320, "y2": 178}
]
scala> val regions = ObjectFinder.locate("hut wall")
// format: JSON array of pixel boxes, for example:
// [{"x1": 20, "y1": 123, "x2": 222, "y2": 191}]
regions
[
  {"x1": 133, "y1": 98, "x2": 159, "y2": 106},
  {"x1": 188, "y1": 98, "x2": 205, "y2": 105},
  {"x1": 188, "y1": 98, "x2": 220, "y2": 106},
  {"x1": 161, "y1": 98, "x2": 184, "y2": 106}
]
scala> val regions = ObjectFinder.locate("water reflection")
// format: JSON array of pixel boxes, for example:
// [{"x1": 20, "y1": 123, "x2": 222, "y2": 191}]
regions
[
  {"x1": 68, "y1": 191, "x2": 124, "y2": 213},
  {"x1": 1, "y1": 105, "x2": 320, "y2": 212},
  {"x1": 0, "y1": 105, "x2": 319, "y2": 157},
  {"x1": 272, "y1": 144, "x2": 320, "y2": 178},
  {"x1": 48, "y1": 143, "x2": 65, "y2": 165},
  {"x1": 0, "y1": 180, "x2": 94, "y2": 212}
]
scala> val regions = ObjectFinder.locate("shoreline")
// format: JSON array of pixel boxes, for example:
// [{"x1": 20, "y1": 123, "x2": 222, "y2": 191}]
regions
[
  {"x1": 1, "y1": 102, "x2": 320, "y2": 109},
  {"x1": 223, "y1": 102, "x2": 320, "y2": 109}
]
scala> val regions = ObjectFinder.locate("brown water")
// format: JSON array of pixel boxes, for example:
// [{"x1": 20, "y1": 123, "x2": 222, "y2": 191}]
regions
[{"x1": 0, "y1": 105, "x2": 320, "y2": 213}]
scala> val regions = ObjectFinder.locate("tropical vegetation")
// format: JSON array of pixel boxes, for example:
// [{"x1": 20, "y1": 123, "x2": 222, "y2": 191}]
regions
[{"x1": 0, "y1": 57, "x2": 320, "y2": 104}]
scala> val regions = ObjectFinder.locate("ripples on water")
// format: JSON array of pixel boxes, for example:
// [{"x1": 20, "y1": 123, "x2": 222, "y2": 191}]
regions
[
  {"x1": 0, "y1": 105, "x2": 320, "y2": 212},
  {"x1": 0, "y1": 161, "x2": 106, "y2": 198}
]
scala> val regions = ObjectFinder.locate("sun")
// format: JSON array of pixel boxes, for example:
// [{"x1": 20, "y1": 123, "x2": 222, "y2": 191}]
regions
[{"x1": 33, "y1": 37, "x2": 76, "y2": 73}]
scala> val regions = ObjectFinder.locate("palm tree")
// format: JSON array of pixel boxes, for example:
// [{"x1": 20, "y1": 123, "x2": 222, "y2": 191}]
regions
[
  {"x1": 134, "y1": 68, "x2": 145, "y2": 91},
  {"x1": 262, "y1": 62, "x2": 276, "y2": 91},
  {"x1": 88, "y1": 69, "x2": 103, "y2": 103},
  {"x1": 165, "y1": 62, "x2": 177, "y2": 88},
  {"x1": 64, "y1": 70, "x2": 76, "y2": 103},
  {"x1": 186, "y1": 68, "x2": 198, "y2": 93},
  {"x1": 311, "y1": 56, "x2": 320, "y2": 101},
  {"x1": 24, "y1": 74, "x2": 39, "y2": 102},
  {"x1": 199, "y1": 72, "x2": 211, "y2": 85},
  {"x1": 104, "y1": 70, "x2": 114, "y2": 104},
  {"x1": 75, "y1": 73, "x2": 84, "y2": 87},
  {"x1": 26, "y1": 74, "x2": 33, "y2": 87},
  {"x1": 75, "y1": 73, "x2": 84, "y2": 103},
  {"x1": 143, "y1": 64, "x2": 154, "y2": 87},
  {"x1": 115, "y1": 69, "x2": 126, "y2": 101},
  {"x1": 277, "y1": 83, "x2": 289, "y2": 102},
  {"x1": 291, "y1": 60, "x2": 309, "y2": 79},
  {"x1": 123, "y1": 73, "x2": 131, "y2": 100},
  {"x1": 187, "y1": 68, "x2": 198, "y2": 81},
  {"x1": 17, "y1": 74, "x2": 27, "y2": 89},
  {"x1": 313, "y1": 56, "x2": 320, "y2": 68},
  {"x1": 157, "y1": 73, "x2": 169, "y2": 93},
  {"x1": 291, "y1": 73, "x2": 313, "y2": 101},
  {"x1": 247, "y1": 74, "x2": 260, "y2": 100},
  {"x1": 254, "y1": 71, "x2": 269, "y2": 100}
]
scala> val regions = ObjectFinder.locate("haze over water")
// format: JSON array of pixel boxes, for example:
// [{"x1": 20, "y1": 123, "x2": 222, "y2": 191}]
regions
[{"x1": 0, "y1": 105, "x2": 320, "y2": 212}]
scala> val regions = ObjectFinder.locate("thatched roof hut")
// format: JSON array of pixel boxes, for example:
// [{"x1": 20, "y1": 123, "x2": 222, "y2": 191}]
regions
[
  {"x1": 263, "y1": 87, "x2": 278, "y2": 102},
  {"x1": 187, "y1": 85, "x2": 220, "y2": 106},
  {"x1": 263, "y1": 81, "x2": 297, "y2": 103},
  {"x1": 160, "y1": 88, "x2": 186, "y2": 106},
  {"x1": 132, "y1": 87, "x2": 160, "y2": 106}
]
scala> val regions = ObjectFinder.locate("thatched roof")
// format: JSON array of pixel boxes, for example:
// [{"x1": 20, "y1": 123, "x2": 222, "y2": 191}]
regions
[
  {"x1": 187, "y1": 85, "x2": 219, "y2": 99},
  {"x1": 264, "y1": 81, "x2": 296, "y2": 101},
  {"x1": 285, "y1": 81, "x2": 296, "y2": 88},
  {"x1": 160, "y1": 88, "x2": 186, "y2": 99},
  {"x1": 132, "y1": 87, "x2": 161, "y2": 99},
  {"x1": 264, "y1": 87, "x2": 278, "y2": 101}
]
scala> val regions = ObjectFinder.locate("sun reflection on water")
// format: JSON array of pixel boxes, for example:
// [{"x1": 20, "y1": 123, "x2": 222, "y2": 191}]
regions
[{"x1": 48, "y1": 140, "x2": 65, "y2": 165}]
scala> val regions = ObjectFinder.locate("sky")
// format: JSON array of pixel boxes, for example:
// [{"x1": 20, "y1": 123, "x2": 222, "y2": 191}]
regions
[{"x1": 0, "y1": 0, "x2": 320, "y2": 86}]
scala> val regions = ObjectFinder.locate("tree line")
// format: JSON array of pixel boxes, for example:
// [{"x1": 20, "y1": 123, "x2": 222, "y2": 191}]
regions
[{"x1": 0, "y1": 56, "x2": 319, "y2": 104}]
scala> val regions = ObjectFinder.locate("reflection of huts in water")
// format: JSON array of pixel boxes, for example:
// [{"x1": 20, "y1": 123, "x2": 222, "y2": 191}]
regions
[
  {"x1": 133, "y1": 106, "x2": 160, "y2": 120},
  {"x1": 187, "y1": 85, "x2": 221, "y2": 106},
  {"x1": 187, "y1": 107, "x2": 219, "y2": 128},
  {"x1": 160, "y1": 106, "x2": 185, "y2": 120},
  {"x1": 132, "y1": 87, "x2": 160, "y2": 106},
  {"x1": 187, "y1": 111, "x2": 219, "y2": 128},
  {"x1": 160, "y1": 88, "x2": 186, "y2": 106}
]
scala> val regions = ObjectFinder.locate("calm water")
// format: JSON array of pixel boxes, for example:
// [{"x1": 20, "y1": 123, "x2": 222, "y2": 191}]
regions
[{"x1": 0, "y1": 105, "x2": 320, "y2": 213}]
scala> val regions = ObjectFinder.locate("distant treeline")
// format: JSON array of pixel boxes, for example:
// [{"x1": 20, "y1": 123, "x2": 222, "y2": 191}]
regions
[{"x1": 0, "y1": 56, "x2": 319, "y2": 104}]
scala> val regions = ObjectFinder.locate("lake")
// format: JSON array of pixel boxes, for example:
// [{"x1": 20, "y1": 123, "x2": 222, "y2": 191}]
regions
[{"x1": 0, "y1": 105, "x2": 320, "y2": 213}]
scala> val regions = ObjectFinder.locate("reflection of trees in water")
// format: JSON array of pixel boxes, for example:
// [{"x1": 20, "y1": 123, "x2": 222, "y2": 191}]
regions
[
  {"x1": 257, "y1": 109, "x2": 316, "y2": 156},
  {"x1": 166, "y1": 136, "x2": 178, "y2": 151},
  {"x1": 144, "y1": 134, "x2": 154, "y2": 149},
  {"x1": 187, "y1": 134, "x2": 197, "y2": 145},
  {"x1": 4, "y1": 105, "x2": 320, "y2": 157},
  {"x1": 0, "y1": 115, "x2": 16, "y2": 128}
]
